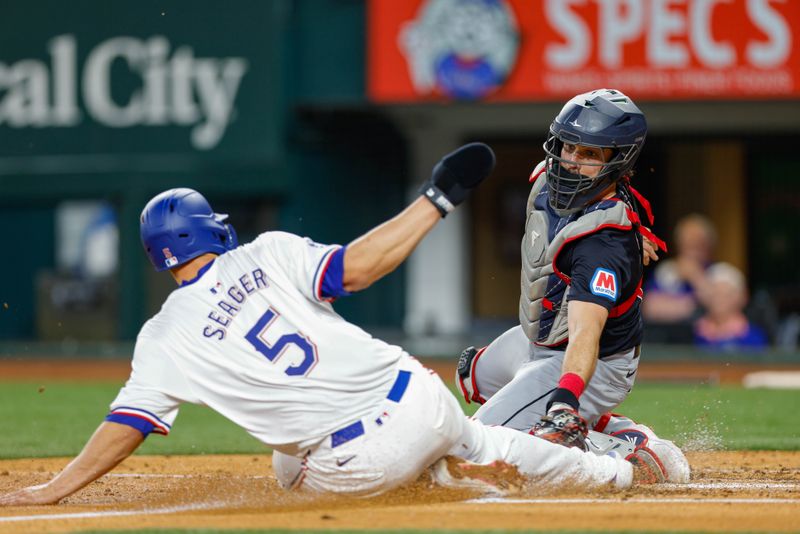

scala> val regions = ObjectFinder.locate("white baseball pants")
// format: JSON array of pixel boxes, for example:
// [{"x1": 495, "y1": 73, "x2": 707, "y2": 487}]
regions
[{"x1": 273, "y1": 355, "x2": 632, "y2": 495}]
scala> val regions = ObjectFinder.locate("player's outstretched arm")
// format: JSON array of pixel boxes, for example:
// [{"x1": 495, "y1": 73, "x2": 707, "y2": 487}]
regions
[
  {"x1": 344, "y1": 197, "x2": 440, "y2": 292},
  {"x1": 0, "y1": 422, "x2": 144, "y2": 506},
  {"x1": 343, "y1": 143, "x2": 495, "y2": 292}
]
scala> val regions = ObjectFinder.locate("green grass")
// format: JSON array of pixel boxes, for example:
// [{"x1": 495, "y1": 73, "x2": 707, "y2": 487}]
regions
[
  {"x1": 453, "y1": 383, "x2": 800, "y2": 451},
  {"x1": 615, "y1": 384, "x2": 800, "y2": 450},
  {"x1": 1, "y1": 380, "x2": 798, "y2": 459},
  {"x1": 0, "y1": 381, "x2": 263, "y2": 458}
]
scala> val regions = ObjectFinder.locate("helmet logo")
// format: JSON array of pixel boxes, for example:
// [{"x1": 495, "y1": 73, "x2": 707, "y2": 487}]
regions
[{"x1": 163, "y1": 248, "x2": 178, "y2": 268}]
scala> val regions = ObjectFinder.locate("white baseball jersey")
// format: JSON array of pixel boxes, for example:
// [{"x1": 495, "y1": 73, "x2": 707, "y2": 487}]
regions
[
  {"x1": 108, "y1": 231, "x2": 405, "y2": 455},
  {"x1": 107, "y1": 230, "x2": 639, "y2": 495}
]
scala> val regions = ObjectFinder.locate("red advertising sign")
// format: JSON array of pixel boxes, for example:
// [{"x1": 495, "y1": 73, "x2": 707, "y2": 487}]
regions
[{"x1": 368, "y1": 0, "x2": 800, "y2": 102}]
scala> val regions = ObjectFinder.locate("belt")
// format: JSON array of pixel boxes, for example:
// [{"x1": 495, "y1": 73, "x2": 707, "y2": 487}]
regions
[{"x1": 330, "y1": 369, "x2": 411, "y2": 448}]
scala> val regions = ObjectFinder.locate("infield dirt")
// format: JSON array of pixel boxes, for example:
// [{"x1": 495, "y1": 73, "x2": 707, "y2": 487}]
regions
[
  {"x1": 0, "y1": 451, "x2": 799, "y2": 533},
  {"x1": 1, "y1": 359, "x2": 799, "y2": 533}
]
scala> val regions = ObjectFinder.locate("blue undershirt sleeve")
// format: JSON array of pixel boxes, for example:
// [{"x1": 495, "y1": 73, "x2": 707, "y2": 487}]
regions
[
  {"x1": 320, "y1": 246, "x2": 351, "y2": 300},
  {"x1": 104, "y1": 413, "x2": 155, "y2": 437}
]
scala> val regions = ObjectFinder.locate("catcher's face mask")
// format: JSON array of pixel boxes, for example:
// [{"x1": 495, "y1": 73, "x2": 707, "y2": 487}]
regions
[
  {"x1": 543, "y1": 134, "x2": 634, "y2": 216},
  {"x1": 543, "y1": 88, "x2": 648, "y2": 216}
]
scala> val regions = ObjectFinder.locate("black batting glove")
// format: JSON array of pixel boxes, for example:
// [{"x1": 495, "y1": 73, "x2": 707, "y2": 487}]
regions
[{"x1": 420, "y1": 143, "x2": 496, "y2": 217}]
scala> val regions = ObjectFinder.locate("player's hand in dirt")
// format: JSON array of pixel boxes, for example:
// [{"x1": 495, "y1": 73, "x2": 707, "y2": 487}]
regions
[{"x1": 0, "y1": 484, "x2": 60, "y2": 506}]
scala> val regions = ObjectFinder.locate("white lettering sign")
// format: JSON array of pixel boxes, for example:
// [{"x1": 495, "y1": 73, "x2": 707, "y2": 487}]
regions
[
  {"x1": 691, "y1": 0, "x2": 735, "y2": 68},
  {"x1": 0, "y1": 34, "x2": 249, "y2": 150},
  {"x1": 746, "y1": 0, "x2": 791, "y2": 68},
  {"x1": 544, "y1": 0, "x2": 792, "y2": 70},
  {"x1": 545, "y1": 0, "x2": 591, "y2": 70},
  {"x1": 599, "y1": 0, "x2": 644, "y2": 68}
]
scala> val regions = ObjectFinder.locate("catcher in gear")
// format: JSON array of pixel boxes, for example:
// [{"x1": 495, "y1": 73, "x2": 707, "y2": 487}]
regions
[{"x1": 456, "y1": 89, "x2": 689, "y2": 483}]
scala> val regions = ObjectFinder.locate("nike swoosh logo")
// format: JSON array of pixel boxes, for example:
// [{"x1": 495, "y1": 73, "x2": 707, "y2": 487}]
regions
[
  {"x1": 626, "y1": 369, "x2": 637, "y2": 378},
  {"x1": 336, "y1": 455, "x2": 357, "y2": 467}
]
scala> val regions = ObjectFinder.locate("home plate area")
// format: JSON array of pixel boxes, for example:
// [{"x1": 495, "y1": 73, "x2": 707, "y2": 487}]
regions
[{"x1": 0, "y1": 451, "x2": 798, "y2": 533}]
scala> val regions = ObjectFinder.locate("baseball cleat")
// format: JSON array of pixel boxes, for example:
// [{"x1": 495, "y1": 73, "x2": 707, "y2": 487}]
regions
[
  {"x1": 626, "y1": 446, "x2": 667, "y2": 485},
  {"x1": 430, "y1": 456, "x2": 524, "y2": 495}
]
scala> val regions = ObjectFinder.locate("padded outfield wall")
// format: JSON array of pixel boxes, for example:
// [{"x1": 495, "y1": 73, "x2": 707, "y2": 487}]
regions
[
  {"x1": 0, "y1": 0, "x2": 407, "y2": 341},
  {"x1": 1, "y1": 0, "x2": 800, "y2": 347}
]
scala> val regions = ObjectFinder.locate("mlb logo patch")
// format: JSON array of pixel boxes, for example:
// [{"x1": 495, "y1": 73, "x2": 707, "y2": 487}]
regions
[
  {"x1": 163, "y1": 247, "x2": 179, "y2": 268},
  {"x1": 590, "y1": 268, "x2": 618, "y2": 301}
]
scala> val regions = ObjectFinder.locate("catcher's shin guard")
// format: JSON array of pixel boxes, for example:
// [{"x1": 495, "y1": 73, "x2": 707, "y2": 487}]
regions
[
  {"x1": 591, "y1": 413, "x2": 690, "y2": 483},
  {"x1": 455, "y1": 346, "x2": 487, "y2": 404}
]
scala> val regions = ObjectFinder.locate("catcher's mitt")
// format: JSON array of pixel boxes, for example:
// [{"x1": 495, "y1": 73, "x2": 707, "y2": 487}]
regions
[{"x1": 531, "y1": 405, "x2": 588, "y2": 450}]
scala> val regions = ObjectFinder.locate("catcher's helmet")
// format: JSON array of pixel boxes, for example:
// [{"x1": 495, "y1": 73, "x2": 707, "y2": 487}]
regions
[
  {"x1": 140, "y1": 188, "x2": 238, "y2": 272},
  {"x1": 543, "y1": 88, "x2": 647, "y2": 216}
]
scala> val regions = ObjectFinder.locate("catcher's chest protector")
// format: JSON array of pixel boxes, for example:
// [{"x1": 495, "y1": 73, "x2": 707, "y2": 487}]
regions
[{"x1": 520, "y1": 162, "x2": 638, "y2": 346}]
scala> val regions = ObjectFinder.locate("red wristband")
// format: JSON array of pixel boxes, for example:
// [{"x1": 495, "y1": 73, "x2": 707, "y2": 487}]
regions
[{"x1": 557, "y1": 373, "x2": 585, "y2": 399}]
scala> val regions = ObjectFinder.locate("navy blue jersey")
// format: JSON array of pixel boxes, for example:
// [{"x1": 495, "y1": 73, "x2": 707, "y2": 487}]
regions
[{"x1": 556, "y1": 228, "x2": 643, "y2": 357}]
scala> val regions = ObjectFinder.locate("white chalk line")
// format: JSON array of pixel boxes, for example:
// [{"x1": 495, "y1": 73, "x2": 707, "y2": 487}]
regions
[
  {"x1": 465, "y1": 480, "x2": 800, "y2": 505},
  {"x1": 468, "y1": 497, "x2": 800, "y2": 505},
  {"x1": 106, "y1": 473, "x2": 268, "y2": 479},
  {"x1": 3, "y1": 476, "x2": 796, "y2": 523},
  {"x1": 8, "y1": 472, "x2": 268, "y2": 479},
  {"x1": 0, "y1": 500, "x2": 229, "y2": 523},
  {"x1": 99, "y1": 476, "x2": 799, "y2": 491},
  {"x1": 663, "y1": 481, "x2": 800, "y2": 491}
]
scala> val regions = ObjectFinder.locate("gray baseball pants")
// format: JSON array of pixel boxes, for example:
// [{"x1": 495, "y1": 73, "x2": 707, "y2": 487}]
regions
[{"x1": 472, "y1": 325, "x2": 639, "y2": 431}]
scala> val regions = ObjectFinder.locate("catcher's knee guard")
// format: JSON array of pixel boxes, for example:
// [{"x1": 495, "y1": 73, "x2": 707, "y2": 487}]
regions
[{"x1": 455, "y1": 346, "x2": 487, "y2": 405}]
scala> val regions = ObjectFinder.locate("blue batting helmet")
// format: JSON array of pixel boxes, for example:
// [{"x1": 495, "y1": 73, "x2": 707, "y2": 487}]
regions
[
  {"x1": 140, "y1": 188, "x2": 239, "y2": 272},
  {"x1": 542, "y1": 88, "x2": 647, "y2": 216}
]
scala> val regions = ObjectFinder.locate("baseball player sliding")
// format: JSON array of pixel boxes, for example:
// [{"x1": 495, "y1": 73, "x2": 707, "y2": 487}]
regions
[
  {"x1": 0, "y1": 143, "x2": 673, "y2": 505},
  {"x1": 455, "y1": 89, "x2": 689, "y2": 483}
]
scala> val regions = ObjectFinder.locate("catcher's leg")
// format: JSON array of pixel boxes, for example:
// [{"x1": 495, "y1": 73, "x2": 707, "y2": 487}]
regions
[
  {"x1": 590, "y1": 413, "x2": 691, "y2": 483},
  {"x1": 573, "y1": 346, "x2": 640, "y2": 425},
  {"x1": 456, "y1": 325, "x2": 531, "y2": 405},
  {"x1": 473, "y1": 345, "x2": 639, "y2": 432},
  {"x1": 472, "y1": 351, "x2": 563, "y2": 431}
]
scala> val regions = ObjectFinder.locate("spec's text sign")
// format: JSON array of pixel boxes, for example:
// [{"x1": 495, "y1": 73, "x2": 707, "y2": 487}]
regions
[{"x1": 368, "y1": 0, "x2": 800, "y2": 101}]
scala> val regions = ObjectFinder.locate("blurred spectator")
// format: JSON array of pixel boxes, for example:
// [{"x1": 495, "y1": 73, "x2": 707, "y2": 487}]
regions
[
  {"x1": 642, "y1": 214, "x2": 716, "y2": 332},
  {"x1": 694, "y1": 262, "x2": 768, "y2": 351}
]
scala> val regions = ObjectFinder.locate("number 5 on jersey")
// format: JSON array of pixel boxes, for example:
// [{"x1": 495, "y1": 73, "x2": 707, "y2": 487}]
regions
[{"x1": 245, "y1": 308, "x2": 319, "y2": 376}]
